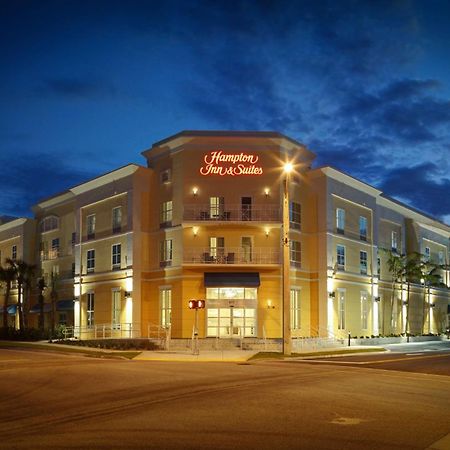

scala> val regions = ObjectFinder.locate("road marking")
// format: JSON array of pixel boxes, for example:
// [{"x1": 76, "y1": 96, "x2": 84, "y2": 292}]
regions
[
  {"x1": 406, "y1": 353, "x2": 424, "y2": 356},
  {"x1": 330, "y1": 417, "x2": 366, "y2": 426}
]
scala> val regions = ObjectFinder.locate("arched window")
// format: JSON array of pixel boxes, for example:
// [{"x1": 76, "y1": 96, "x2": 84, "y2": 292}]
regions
[{"x1": 40, "y1": 215, "x2": 59, "y2": 233}]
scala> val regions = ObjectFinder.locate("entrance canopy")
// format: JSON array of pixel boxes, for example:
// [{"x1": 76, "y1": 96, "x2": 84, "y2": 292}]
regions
[{"x1": 204, "y1": 272, "x2": 260, "y2": 287}]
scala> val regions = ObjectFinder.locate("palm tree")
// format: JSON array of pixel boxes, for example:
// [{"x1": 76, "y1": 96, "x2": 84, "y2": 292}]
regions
[
  {"x1": 385, "y1": 250, "x2": 404, "y2": 335},
  {"x1": 37, "y1": 277, "x2": 47, "y2": 332},
  {"x1": 5, "y1": 258, "x2": 36, "y2": 330},
  {"x1": 401, "y1": 253, "x2": 422, "y2": 336},
  {"x1": 0, "y1": 265, "x2": 17, "y2": 329},
  {"x1": 21, "y1": 263, "x2": 36, "y2": 330}
]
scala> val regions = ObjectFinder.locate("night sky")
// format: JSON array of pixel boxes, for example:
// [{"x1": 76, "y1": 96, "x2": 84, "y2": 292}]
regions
[{"x1": 1, "y1": 0, "x2": 450, "y2": 224}]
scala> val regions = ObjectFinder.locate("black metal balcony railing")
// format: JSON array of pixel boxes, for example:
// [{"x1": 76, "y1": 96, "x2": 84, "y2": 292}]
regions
[
  {"x1": 183, "y1": 205, "x2": 281, "y2": 222},
  {"x1": 184, "y1": 247, "x2": 280, "y2": 265}
]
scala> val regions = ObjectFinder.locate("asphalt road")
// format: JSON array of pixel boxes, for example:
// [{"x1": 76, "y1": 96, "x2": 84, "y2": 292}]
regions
[
  {"x1": 297, "y1": 341, "x2": 450, "y2": 376},
  {"x1": 1, "y1": 347, "x2": 450, "y2": 450}
]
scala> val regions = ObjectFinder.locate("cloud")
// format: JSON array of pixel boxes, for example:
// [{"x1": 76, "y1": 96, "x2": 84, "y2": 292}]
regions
[
  {"x1": 379, "y1": 163, "x2": 450, "y2": 221},
  {"x1": 38, "y1": 78, "x2": 117, "y2": 99},
  {"x1": 0, "y1": 151, "x2": 98, "y2": 216}
]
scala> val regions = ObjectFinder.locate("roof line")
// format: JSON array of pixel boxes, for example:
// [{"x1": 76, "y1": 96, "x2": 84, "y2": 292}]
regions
[
  {"x1": 151, "y1": 130, "x2": 307, "y2": 149},
  {"x1": 314, "y1": 165, "x2": 449, "y2": 228}
]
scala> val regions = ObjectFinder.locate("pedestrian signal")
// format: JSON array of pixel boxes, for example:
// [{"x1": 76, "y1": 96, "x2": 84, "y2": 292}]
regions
[{"x1": 188, "y1": 299, "x2": 205, "y2": 309}]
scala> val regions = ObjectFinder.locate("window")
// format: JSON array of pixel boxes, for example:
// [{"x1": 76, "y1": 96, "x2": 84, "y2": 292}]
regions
[
  {"x1": 50, "y1": 238, "x2": 60, "y2": 259},
  {"x1": 424, "y1": 246, "x2": 431, "y2": 261},
  {"x1": 338, "y1": 290, "x2": 345, "y2": 330},
  {"x1": 210, "y1": 196, "x2": 224, "y2": 219},
  {"x1": 391, "y1": 231, "x2": 398, "y2": 252},
  {"x1": 438, "y1": 251, "x2": 445, "y2": 266},
  {"x1": 40, "y1": 216, "x2": 59, "y2": 233},
  {"x1": 160, "y1": 288, "x2": 172, "y2": 327},
  {"x1": 112, "y1": 207, "x2": 122, "y2": 233},
  {"x1": 359, "y1": 216, "x2": 367, "y2": 241},
  {"x1": 290, "y1": 240, "x2": 301, "y2": 268},
  {"x1": 336, "y1": 208, "x2": 345, "y2": 233},
  {"x1": 290, "y1": 289, "x2": 301, "y2": 330},
  {"x1": 112, "y1": 244, "x2": 121, "y2": 269},
  {"x1": 52, "y1": 265, "x2": 59, "y2": 277},
  {"x1": 206, "y1": 287, "x2": 256, "y2": 300},
  {"x1": 160, "y1": 168, "x2": 171, "y2": 184},
  {"x1": 112, "y1": 290, "x2": 121, "y2": 327},
  {"x1": 159, "y1": 239, "x2": 173, "y2": 267},
  {"x1": 241, "y1": 236, "x2": 252, "y2": 263},
  {"x1": 361, "y1": 292, "x2": 368, "y2": 330},
  {"x1": 12, "y1": 245, "x2": 17, "y2": 261},
  {"x1": 39, "y1": 241, "x2": 48, "y2": 261},
  {"x1": 209, "y1": 237, "x2": 225, "y2": 259},
  {"x1": 360, "y1": 250, "x2": 368, "y2": 275},
  {"x1": 71, "y1": 232, "x2": 76, "y2": 246},
  {"x1": 58, "y1": 312, "x2": 67, "y2": 325},
  {"x1": 290, "y1": 202, "x2": 301, "y2": 230},
  {"x1": 160, "y1": 201, "x2": 173, "y2": 227},
  {"x1": 87, "y1": 214, "x2": 96, "y2": 240},
  {"x1": 336, "y1": 245, "x2": 345, "y2": 270},
  {"x1": 377, "y1": 256, "x2": 381, "y2": 277},
  {"x1": 87, "y1": 292, "x2": 95, "y2": 327},
  {"x1": 87, "y1": 249, "x2": 95, "y2": 273},
  {"x1": 71, "y1": 262, "x2": 75, "y2": 276}
]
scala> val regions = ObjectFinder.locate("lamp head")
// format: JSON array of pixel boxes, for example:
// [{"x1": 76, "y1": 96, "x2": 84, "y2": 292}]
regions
[{"x1": 283, "y1": 162, "x2": 293, "y2": 174}]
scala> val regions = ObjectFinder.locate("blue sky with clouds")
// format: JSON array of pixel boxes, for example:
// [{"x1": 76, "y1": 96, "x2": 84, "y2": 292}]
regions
[{"x1": 1, "y1": 0, "x2": 449, "y2": 224}]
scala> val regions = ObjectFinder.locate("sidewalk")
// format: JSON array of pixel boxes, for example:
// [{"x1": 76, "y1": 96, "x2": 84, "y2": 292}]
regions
[{"x1": 134, "y1": 349, "x2": 258, "y2": 362}]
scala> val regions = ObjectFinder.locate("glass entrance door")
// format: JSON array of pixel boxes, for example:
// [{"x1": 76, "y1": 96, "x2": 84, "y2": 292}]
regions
[{"x1": 207, "y1": 307, "x2": 256, "y2": 337}]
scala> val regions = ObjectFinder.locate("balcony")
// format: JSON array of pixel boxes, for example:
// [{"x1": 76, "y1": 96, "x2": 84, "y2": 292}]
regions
[
  {"x1": 184, "y1": 247, "x2": 280, "y2": 265},
  {"x1": 183, "y1": 205, "x2": 280, "y2": 222}
]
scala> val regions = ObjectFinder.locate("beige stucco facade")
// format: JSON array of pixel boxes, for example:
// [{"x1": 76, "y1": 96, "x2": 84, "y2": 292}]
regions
[{"x1": 1, "y1": 131, "x2": 449, "y2": 340}]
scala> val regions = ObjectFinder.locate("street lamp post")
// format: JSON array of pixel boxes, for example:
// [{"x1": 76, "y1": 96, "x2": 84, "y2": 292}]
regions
[{"x1": 282, "y1": 162, "x2": 293, "y2": 355}]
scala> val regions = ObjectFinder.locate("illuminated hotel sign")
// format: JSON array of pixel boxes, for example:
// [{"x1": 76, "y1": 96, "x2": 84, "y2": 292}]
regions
[{"x1": 200, "y1": 151, "x2": 263, "y2": 176}]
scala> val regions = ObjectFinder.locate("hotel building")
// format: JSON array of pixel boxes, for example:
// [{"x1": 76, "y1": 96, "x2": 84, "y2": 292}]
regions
[{"x1": 1, "y1": 131, "x2": 449, "y2": 342}]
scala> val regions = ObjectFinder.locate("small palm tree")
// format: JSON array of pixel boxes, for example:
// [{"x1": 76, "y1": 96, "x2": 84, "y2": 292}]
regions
[
  {"x1": 21, "y1": 262, "x2": 36, "y2": 329},
  {"x1": 401, "y1": 253, "x2": 422, "y2": 336},
  {"x1": 0, "y1": 265, "x2": 17, "y2": 329},
  {"x1": 385, "y1": 250, "x2": 404, "y2": 335},
  {"x1": 6, "y1": 258, "x2": 36, "y2": 331}
]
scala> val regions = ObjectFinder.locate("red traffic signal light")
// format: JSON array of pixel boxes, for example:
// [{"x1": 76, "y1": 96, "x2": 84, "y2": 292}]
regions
[{"x1": 188, "y1": 299, "x2": 206, "y2": 309}]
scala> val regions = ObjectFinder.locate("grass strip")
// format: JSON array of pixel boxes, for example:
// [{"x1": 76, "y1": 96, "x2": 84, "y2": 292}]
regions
[
  {"x1": 249, "y1": 347, "x2": 386, "y2": 361},
  {"x1": 0, "y1": 341, "x2": 141, "y2": 360}
]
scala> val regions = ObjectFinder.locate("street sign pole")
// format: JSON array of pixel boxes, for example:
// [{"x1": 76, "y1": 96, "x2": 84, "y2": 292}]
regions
[{"x1": 193, "y1": 308, "x2": 199, "y2": 355}]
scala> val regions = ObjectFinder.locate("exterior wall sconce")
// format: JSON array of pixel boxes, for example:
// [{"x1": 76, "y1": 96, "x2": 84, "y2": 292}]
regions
[
  {"x1": 193, "y1": 226, "x2": 199, "y2": 237},
  {"x1": 265, "y1": 227, "x2": 270, "y2": 237},
  {"x1": 264, "y1": 187, "x2": 270, "y2": 197},
  {"x1": 374, "y1": 296, "x2": 381, "y2": 302},
  {"x1": 192, "y1": 187, "x2": 198, "y2": 196},
  {"x1": 402, "y1": 300, "x2": 408, "y2": 306},
  {"x1": 267, "y1": 299, "x2": 275, "y2": 309},
  {"x1": 430, "y1": 303, "x2": 436, "y2": 308},
  {"x1": 124, "y1": 291, "x2": 132, "y2": 299},
  {"x1": 328, "y1": 291, "x2": 336, "y2": 298}
]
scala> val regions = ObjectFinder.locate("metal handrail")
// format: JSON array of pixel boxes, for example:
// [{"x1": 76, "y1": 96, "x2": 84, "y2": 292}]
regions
[
  {"x1": 184, "y1": 247, "x2": 280, "y2": 264},
  {"x1": 183, "y1": 204, "x2": 281, "y2": 222}
]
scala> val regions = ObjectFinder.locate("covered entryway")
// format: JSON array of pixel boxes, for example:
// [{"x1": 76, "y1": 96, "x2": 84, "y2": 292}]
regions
[{"x1": 204, "y1": 273, "x2": 259, "y2": 338}]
